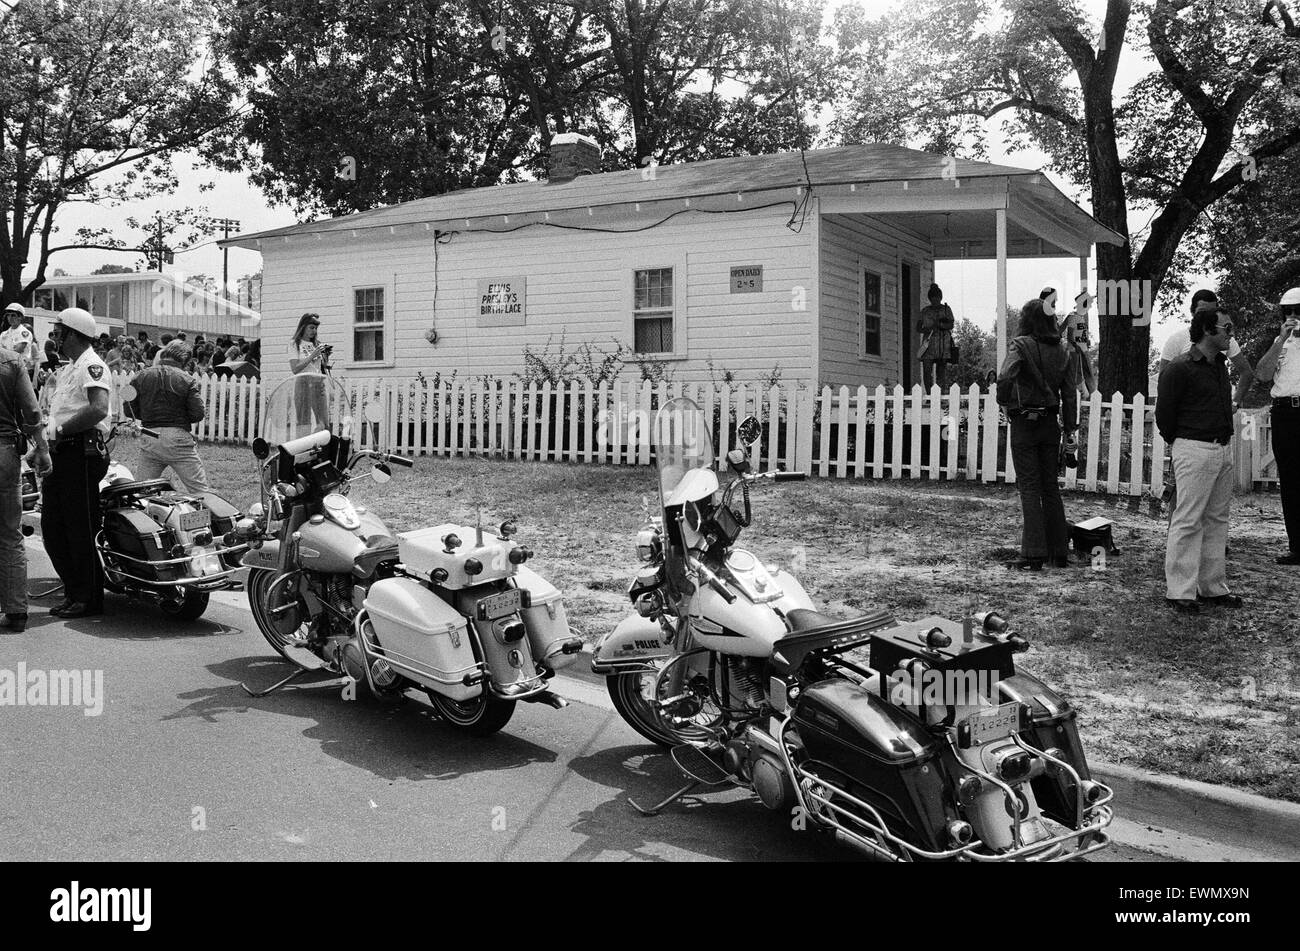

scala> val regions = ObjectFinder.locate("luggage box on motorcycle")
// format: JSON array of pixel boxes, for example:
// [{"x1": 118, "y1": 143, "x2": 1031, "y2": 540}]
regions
[
  {"x1": 102, "y1": 508, "x2": 179, "y2": 582},
  {"x1": 792, "y1": 678, "x2": 953, "y2": 853},
  {"x1": 512, "y1": 564, "x2": 580, "y2": 671},
  {"x1": 363, "y1": 578, "x2": 482, "y2": 702},
  {"x1": 869, "y1": 616, "x2": 1015, "y2": 702}
]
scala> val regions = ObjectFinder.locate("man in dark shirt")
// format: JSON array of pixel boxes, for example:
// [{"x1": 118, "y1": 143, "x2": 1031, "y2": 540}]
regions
[
  {"x1": 1156, "y1": 304, "x2": 1239, "y2": 614},
  {"x1": 1, "y1": 343, "x2": 50, "y2": 631},
  {"x1": 125, "y1": 340, "x2": 210, "y2": 495}
]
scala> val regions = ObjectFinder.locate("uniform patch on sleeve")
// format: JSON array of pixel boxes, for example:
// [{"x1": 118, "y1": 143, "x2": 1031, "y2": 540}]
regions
[{"x1": 88, "y1": 364, "x2": 104, "y2": 380}]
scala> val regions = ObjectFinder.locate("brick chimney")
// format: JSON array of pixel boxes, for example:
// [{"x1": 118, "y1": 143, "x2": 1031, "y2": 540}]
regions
[{"x1": 547, "y1": 132, "x2": 601, "y2": 184}]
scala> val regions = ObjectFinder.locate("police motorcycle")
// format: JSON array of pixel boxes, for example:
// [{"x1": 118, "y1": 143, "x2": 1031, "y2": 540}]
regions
[
  {"x1": 593, "y1": 397, "x2": 1113, "y2": 861},
  {"x1": 22, "y1": 385, "x2": 247, "y2": 621},
  {"x1": 96, "y1": 384, "x2": 247, "y2": 620},
  {"x1": 238, "y1": 371, "x2": 582, "y2": 735}
]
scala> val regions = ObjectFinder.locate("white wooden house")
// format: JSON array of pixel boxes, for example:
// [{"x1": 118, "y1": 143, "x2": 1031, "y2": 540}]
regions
[{"x1": 223, "y1": 136, "x2": 1121, "y2": 391}]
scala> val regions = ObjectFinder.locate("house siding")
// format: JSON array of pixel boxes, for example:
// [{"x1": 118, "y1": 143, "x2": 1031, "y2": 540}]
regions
[
  {"x1": 258, "y1": 205, "x2": 816, "y2": 390},
  {"x1": 818, "y1": 213, "x2": 933, "y2": 388}
]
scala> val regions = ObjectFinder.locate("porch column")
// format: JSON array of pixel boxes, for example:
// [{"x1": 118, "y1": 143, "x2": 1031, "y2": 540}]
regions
[{"x1": 995, "y1": 208, "x2": 1008, "y2": 369}]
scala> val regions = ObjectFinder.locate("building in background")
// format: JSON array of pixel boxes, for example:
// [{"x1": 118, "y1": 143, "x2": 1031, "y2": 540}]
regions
[
  {"x1": 29, "y1": 271, "x2": 259, "y2": 341},
  {"x1": 223, "y1": 136, "x2": 1117, "y2": 390}
]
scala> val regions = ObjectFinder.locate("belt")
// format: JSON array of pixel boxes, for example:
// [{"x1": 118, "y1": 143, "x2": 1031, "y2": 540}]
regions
[
  {"x1": 1274, "y1": 396, "x2": 1300, "y2": 409},
  {"x1": 1180, "y1": 435, "x2": 1231, "y2": 446},
  {"x1": 53, "y1": 431, "x2": 103, "y2": 452}
]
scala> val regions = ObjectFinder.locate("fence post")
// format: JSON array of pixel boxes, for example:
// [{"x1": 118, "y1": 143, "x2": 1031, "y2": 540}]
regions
[{"x1": 795, "y1": 387, "x2": 815, "y2": 474}]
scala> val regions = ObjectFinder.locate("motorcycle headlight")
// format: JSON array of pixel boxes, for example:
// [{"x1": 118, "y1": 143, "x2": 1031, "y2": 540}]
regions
[{"x1": 635, "y1": 526, "x2": 660, "y2": 563}]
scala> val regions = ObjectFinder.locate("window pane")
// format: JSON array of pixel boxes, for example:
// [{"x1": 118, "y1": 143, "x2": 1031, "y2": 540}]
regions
[
  {"x1": 353, "y1": 328, "x2": 384, "y2": 362},
  {"x1": 53, "y1": 289, "x2": 69, "y2": 310},
  {"x1": 75, "y1": 288, "x2": 89, "y2": 310},
  {"x1": 635, "y1": 317, "x2": 672, "y2": 354},
  {"x1": 109, "y1": 284, "x2": 126, "y2": 320}
]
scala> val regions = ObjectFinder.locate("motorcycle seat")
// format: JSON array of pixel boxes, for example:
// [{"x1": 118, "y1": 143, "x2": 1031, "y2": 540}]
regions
[
  {"x1": 101, "y1": 478, "x2": 174, "y2": 502},
  {"x1": 771, "y1": 607, "x2": 896, "y2": 677}
]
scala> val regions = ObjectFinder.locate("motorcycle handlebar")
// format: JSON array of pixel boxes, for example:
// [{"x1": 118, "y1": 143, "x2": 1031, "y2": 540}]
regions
[
  {"x1": 773, "y1": 471, "x2": 806, "y2": 482},
  {"x1": 385, "y1": 454, "x2": 414, "y2": 468},
  {"x1": 690, "y1": 557, "x2": 736, "y2": 604}
]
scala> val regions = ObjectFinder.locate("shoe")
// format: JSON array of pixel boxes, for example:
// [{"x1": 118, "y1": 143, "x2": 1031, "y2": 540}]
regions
[
  {"x1": 1009, "y1": 558, "x2": 1045, "y2": 571},
  {"x1": 1165, "y1": 598, "x2": 1202, "y2": 614},
  {"x1": 1277, "y1": 552, "x2": 1300, "y2": 566},
  {"x1": 56, "y1": 602, "x2": 102, "y2": 619},
  {"x1": 1198, "y1": 593, "x2": 1244, "y2": 608},
  {"x1": 48, "y1": 599, "x2": 75, "y2": 617},
  {"x1": 0, "y1": 614, "x2": 27, "y2": 632}
]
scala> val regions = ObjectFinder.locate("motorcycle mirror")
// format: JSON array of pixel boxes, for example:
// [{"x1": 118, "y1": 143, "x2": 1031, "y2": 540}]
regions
[
  {"x1": 118, "y1": 383, "x2": 137, "y2": 403},
  {"x1": 737, "y1": 415, "x2": 761, "y2": 446},
  {"x1": 364, "y1": 402, "x2": 384, "y2": 424},
  {"x1": 252, "y1": 437, "x2": 270, "y2": 460},
  {"x1": 370, "y1": 463, "x2": 392, "y2": 484}
]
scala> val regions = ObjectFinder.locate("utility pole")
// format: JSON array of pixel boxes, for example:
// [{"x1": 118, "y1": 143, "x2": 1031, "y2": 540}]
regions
[{"x1": 212, "y1": 217, "x2": 241, "y2": 302}]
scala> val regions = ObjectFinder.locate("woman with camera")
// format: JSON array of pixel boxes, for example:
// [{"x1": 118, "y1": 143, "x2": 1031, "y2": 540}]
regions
[
  {"x1": 996, "y1": 298, "x2": 1079, "y2": 570},
  {"x1": 288, "y1": 313, "x2": 332, "y2": 428}
]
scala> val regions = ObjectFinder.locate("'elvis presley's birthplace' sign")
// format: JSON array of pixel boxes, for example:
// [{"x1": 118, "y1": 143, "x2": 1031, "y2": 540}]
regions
[{"x1": 477, "y1": 277, "x2": 526, "y2": 326}]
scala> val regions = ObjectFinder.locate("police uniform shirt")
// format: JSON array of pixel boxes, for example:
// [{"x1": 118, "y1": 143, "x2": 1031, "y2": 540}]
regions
[
  {"x1": 1272, "y1": 336, "x2": 1300, "y2": 399},
  {"x1": 47, "y1": 346, "x2": 111, "y2": 439},
  {"x1": 0, "y1": 323, "x2": 35, "y2": 364}
]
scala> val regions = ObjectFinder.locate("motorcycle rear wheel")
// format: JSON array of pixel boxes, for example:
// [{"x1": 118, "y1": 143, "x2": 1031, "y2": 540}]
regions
[
  {"x1": 160, "y1": 588, "x2": 209, "y2": 622},
  {"x1": 427, "y1": 690, "x2": 515, "y2": 736}
]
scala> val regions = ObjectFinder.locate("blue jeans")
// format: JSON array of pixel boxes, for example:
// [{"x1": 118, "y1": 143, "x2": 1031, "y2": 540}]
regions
[
  {"x1": 0, "y1": 440, "x2": 26, "y2": 614},
  {"x1": 1010, "y1": 416, "x2": 1068, "y2": 560}
]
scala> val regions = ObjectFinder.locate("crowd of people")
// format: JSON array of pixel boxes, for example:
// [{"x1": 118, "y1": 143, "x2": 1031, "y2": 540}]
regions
[
  {"x1": 91, "y1": 331, "x2": 261, "y2": 378},
  {"x1": 995, "y1": 285, "x2": 1300, "y2": 616}
]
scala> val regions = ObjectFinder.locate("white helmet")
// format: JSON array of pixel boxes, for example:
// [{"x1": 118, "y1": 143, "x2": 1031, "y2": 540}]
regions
[
  {"x1": 54, "y1": 306, "x2": 97, "y2": 339},
  {"x1": 3, "y1": 302, "x2": 25, "y2": 318},
  {"x1": 1280, "y1": 287, "x2": 1300, "y2": 307}
]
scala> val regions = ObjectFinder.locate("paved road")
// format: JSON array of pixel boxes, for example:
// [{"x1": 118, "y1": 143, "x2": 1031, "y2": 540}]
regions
[{"x1": 1, "y1": 540, "x2": 1178, "y2": 862}]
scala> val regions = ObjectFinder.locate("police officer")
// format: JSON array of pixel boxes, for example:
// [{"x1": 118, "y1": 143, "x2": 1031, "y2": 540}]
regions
[
  {"x1": 1255, "y1": 287, "x2": 1300, "y2": 565},
  {"x1": 42, "y1": 307, "x2": 111, "y2": 618},
  {"x1": 1, "y1": 333, "x2": 49, "y2": 632},
  {"x1": 1, "y1": 304, "x2": 36, "y2": 380},
  {"x1": 126, "y1": 339, "x2": 210, "y2": 494}
]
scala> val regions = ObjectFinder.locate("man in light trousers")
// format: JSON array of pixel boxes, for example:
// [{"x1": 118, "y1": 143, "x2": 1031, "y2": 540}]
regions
[
  {"x1": 125, "y1": 340, "x2": 211, "y2": 495},
  {"x1": 1156, "y1": 304, "x2": 1240, "y2": 615}
]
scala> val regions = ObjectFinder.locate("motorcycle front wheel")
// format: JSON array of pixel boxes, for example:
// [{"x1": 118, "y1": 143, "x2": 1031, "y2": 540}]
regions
[
  {"x1": 426, "y1": 690, "x2": 515, "y2": 736},
  {"x1": 608, "y1": 671, "x2": 679, "y2": 748},
  {"x1": 247, "y1": 567, "x2": 327, "y2": 671}
]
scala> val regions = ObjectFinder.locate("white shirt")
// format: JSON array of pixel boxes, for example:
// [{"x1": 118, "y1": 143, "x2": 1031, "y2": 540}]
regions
[
  {"x1": 0, "y1": 324, "x2": 35, "y2": 364},
  {"x1": 290, "y1": 339, "x2": 323, "y2": 374},
  {"x1": 1162, "y1": 325, "x2": 1241, "y2": 362},
  {"x1": 1270, "y1": 336, "x2": 1300, "y2": 399},
  {"x1": 47, "y1": 347, "x2": 111, "y2": 439}
]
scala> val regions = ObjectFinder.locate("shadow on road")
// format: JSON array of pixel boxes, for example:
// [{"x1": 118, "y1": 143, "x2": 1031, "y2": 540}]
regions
[
  {"x1": 23, "y1": 574, "x2": 241, "y2": 640},
  {"x1": 561, "y1": 744, "x2": 862, "y2": 862},
  {"x1": 164, "y1": 655, "x2": 560, "y2": 784}
]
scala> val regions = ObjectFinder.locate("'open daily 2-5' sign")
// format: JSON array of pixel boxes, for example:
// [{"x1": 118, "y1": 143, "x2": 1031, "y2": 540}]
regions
[
  {"x1": 730, "y1": 266, "x2": 763, "y2": 293},
  {"x1": 477, "y1": 277, "x2": 526, "y2": 325}
]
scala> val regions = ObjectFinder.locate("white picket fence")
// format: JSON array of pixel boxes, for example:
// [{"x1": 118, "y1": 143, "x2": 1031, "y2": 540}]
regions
[{"x1": 109, "y1": 373, "x2": 1279, "y2": 495}]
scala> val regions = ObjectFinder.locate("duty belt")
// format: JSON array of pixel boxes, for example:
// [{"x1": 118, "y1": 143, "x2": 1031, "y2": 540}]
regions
[{"x1": 1274, "y1": 395, "x2": 1300, "y2": 408}]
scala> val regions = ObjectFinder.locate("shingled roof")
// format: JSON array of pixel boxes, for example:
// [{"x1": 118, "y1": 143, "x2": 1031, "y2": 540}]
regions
[{"x1": 223, "y1": 141, "x2": 1122, "y2": 248}]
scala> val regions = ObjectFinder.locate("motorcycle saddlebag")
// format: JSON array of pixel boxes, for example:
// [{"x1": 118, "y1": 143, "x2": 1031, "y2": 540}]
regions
[
  {"x1": 792, "y1": 678, "x2": 953, "y2": 853},
  {"x1": 998, "y1": 671, "x2": 1092, "y2": 826},
  {"x1": 512, "y1": 564, "x2": 581, "y2": 671},
  {"x1": 102, "y1": 508, "x2": 179, "y2": 582},
  {"x1": 363, "y1": 578, "x2": 482, "y2": 701}
]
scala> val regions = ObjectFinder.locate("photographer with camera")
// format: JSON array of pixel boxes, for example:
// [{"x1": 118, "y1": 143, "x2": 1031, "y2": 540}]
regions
[
  {"x1": 997, "y1": 298, "x2": 1079, "y2": 571},
  {"x1": 288, "y1": 312, "x2": 332, "y2": 429}
]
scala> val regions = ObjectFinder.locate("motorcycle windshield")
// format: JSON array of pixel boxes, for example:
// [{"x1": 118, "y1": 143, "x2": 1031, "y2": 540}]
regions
[
  {"x1": 259, "y1": 372, "x2": 353, "y2": 451},
  {"x1": 654, "y1": 397, "x2": 715, "y2": 510}
]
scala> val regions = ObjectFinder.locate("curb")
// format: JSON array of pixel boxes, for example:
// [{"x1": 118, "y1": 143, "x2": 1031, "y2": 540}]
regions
[
  {"x1": 1089, "y1": 760, "x2": 1300, "y2": 860},
  {"x1": 562, "y1": 646, "x2": 1300, "y2": 860}
]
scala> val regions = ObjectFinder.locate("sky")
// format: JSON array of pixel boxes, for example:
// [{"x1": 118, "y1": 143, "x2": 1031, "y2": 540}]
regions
[{"x1": 35, "y1": 0, "x2": 1203, "y2": 347}]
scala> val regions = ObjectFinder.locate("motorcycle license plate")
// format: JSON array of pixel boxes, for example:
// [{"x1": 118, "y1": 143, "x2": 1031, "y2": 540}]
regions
[
  {"x1": 477, "y1": 588, "x2": 521, "y2": 620},
  {"x1": 179, "y1": 509, "x2": 210, "y2": 532},
  {"x1": 957, "y1": 702, "x2": 1028, "y2": 749}
]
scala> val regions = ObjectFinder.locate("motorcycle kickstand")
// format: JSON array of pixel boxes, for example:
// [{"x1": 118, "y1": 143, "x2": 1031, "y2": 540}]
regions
[
  {"x1": 28, "y1": 581, "x2": 64, "y2": 599},
  {"x1": 241, "y1": 667, "x2": 348, "y2": 698},
  {"x1": 628, "y1": 781, "x2": 700, "y2": 817}
]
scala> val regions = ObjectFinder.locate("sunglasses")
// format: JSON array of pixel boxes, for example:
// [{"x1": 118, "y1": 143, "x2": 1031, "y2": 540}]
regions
[
  {"x1": 1282, "y1": 305, "x2": 1300, "y2": 316},
  {"x1": 1215, "y1": 324, "x2": 1235, "y2": 335}
]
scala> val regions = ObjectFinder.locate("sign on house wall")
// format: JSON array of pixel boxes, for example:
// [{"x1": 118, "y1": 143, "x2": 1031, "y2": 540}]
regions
[
  {"x1": 477, "y1": 276, "x2": 526, "y2": 326},
  {"x1": 729, "y1": 265, "x2": 763, "y2": 293}
]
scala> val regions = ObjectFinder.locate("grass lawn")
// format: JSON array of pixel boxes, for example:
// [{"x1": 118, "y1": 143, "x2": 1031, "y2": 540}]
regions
[{"x1": 114, "y1": 435, "x2": 1300, "y2": 803}]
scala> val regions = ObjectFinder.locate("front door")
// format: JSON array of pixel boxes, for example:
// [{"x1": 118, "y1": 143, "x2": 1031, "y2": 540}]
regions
[{"x1": 900, "y1": 262, "x2": 916, "y2": 389}]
